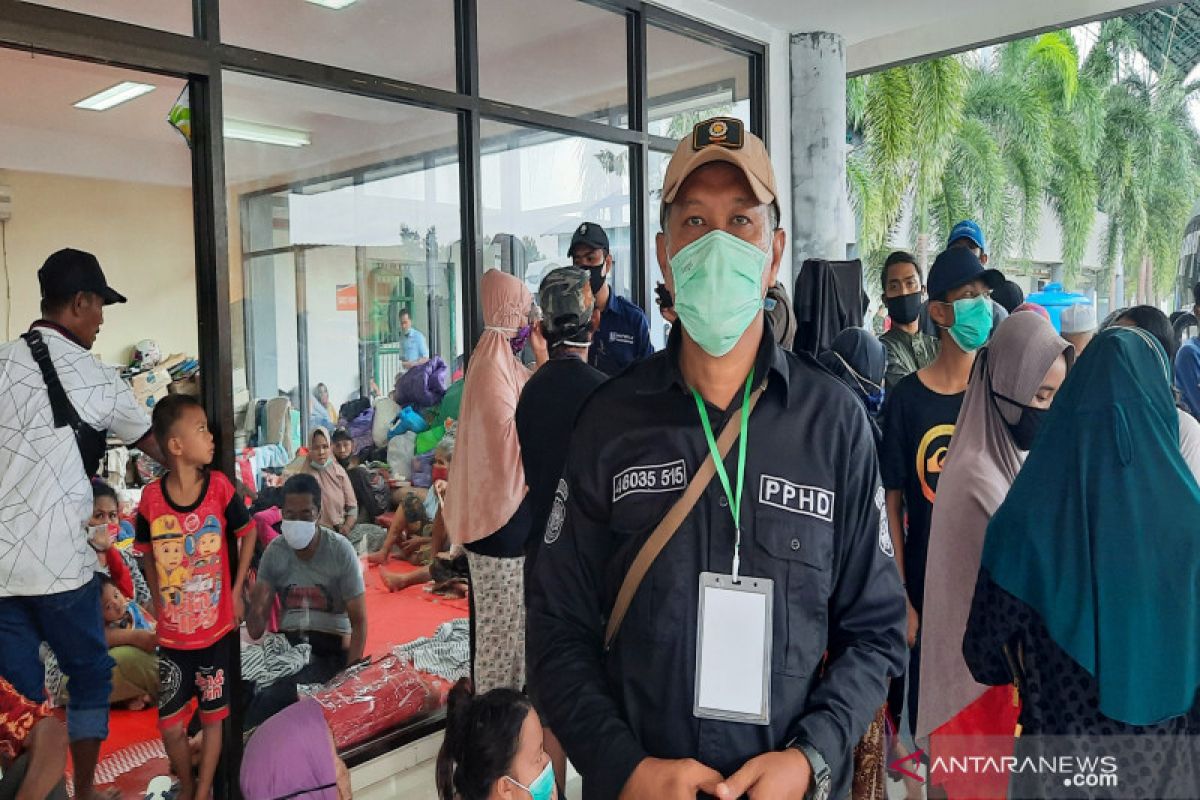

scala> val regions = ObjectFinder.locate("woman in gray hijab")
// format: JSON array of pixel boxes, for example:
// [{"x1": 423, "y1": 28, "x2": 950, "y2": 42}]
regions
[{"x1": 915, "y1": 311, "x2": 1072, "y2": 799}]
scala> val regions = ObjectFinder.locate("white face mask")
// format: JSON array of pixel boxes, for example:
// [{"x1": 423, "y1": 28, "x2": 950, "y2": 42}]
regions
[{"x1": 281, "y1": 519, "x2": 318, "y2": 550}]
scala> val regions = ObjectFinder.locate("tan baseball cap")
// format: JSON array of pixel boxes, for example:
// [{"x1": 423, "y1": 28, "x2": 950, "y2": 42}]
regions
[{"x1": 662, "y1": 117, "x2": 777, "y2": 206}]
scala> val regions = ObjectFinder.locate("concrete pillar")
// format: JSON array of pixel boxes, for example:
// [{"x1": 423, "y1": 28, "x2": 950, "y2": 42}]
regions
[{"x1": 790, "y1": 32, "x2": 847, "y2": 266}]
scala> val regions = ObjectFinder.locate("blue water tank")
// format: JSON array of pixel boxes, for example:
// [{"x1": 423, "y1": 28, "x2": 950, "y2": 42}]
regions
[{"x1": 1024, "y1": 283, "x2": 1091, "y2": 333}]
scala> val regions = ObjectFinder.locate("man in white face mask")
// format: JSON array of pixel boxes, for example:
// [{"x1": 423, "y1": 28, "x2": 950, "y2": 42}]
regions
[
  {"x1": 528, "y1": 118, "x2": 906, "y2": 800},
  {"x1": 245, "y1": 473, "x2": 367, "y2": 729}
]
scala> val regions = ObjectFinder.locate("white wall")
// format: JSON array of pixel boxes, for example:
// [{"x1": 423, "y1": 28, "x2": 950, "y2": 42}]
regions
[
  {"x1": 647, "y1": 0, "x2": 794, "y2": 284},
  {"x1": 0, "y1": 169, "x2": 197, "y2": 365}
]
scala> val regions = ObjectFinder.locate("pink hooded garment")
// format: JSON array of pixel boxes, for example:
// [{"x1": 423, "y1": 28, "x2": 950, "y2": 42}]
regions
[{"x1": 444, "y1": 270, "x2": 533, "y2": 544}]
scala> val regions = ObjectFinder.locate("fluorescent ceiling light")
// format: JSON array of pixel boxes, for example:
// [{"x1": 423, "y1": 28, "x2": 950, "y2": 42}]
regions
[
  {"x1": 74, "y1": 81, "x2": 155, "y2": 111},
  {"x1": 224, "y1": 119, "x2": 311, "y2": 148},
  {"x1": 305, "y1": 0, "x2": 358, "y2": 8}
]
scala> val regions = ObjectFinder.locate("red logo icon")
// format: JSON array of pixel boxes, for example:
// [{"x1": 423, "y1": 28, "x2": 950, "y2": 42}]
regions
[{"x1": 890, "y1": 748, "x2": 925, "y2": 783}]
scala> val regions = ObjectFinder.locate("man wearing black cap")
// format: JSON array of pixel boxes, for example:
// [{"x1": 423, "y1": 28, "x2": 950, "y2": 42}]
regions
[
  {"x1": 515, "y1": 266, "x2": 607, "y2": 789},
  {"x1": 879, "y1": 247, "x2": 1003, "y2": 738},
  {"x1": 569, "y1": 223, "x2": 653, "y2": 376},
  {"x1": 0, "y1": 249, "x2": 165, "y2": 800}
]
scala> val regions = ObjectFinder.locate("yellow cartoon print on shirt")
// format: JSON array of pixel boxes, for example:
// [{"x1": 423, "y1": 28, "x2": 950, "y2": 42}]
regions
[
  {"x1": 151, "y1": 516, "x2": 189, "y2": 606},
  {"x1": 186, "y1": 516, "x2": 225, "y2": 619}
]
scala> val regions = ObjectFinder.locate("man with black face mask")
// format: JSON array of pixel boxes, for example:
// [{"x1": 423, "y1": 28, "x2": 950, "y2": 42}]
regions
[
  {"x1": 570, "y1": 222, "x2": 654, "y2": 376},
  {"x1": 879, "y1": 251, "x2": 939, "y2": 391}
]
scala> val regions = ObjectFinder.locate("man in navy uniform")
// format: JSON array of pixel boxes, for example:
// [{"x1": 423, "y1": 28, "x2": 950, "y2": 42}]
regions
[
  {"x1": 528, "y1": 118, "x2": 906, "y2": 800},
  {"x1": 570, "y1": 222, "x2": 654, "y2": 375}
]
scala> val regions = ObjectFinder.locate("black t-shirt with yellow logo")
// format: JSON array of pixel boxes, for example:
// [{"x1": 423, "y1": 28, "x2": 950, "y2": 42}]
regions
[{"x1": 879, "y1": 371, "x2": 964, "y2": 613}]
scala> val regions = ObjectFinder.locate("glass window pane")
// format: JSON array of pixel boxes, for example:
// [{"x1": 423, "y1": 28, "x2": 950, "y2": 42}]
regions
[
  {"x1": 0, "y1": 48, "x2": 196, "y2": 364},
  {"x1": 220, "y1": 0, "x2": 455, "y2": 90},
  {"x1": 647, "y1": 24, "x2": 752, "y2": 138},
  {"x1": 648, "y1": 149, "x2": 673, "y2": 349},
  {"x1": 226, "y1": 78, "x2": 467, "y2": 742},
  {"x1": 478, "y1": 0, "x2": 628, "y2": 126},
  {"x1": 18, "y1": 0, "x2": 191, "y2": 34},
  {"x1": 0, "y1": 47, "x2": 195, "y2": 790},
  {"x1": 226, "y1": 71, "x2": 464, "y2": 436},
  {"x1": 480, "y1": 121, "x2": 632, "y2": 306}
]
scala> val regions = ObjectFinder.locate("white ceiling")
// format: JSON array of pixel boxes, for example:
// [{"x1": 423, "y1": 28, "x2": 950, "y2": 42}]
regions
[
  {"x1": 708, "y1": 0, "x2": 1172, "y2": 73},
  {"x1": 0, "y1": 2, "x2": 744, "y2": 190}
]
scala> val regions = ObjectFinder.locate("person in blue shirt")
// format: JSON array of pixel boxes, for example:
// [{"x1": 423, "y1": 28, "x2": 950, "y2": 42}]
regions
[
  {"x1": 1175, "y1": 283, "x2": 1200, "y2": 418},
  {"x1": 570, "y1": 222, "x2": 654, "y2": 375},
  {"x1": 398, "y1": 308, "x2": 430, "y2": 370}
]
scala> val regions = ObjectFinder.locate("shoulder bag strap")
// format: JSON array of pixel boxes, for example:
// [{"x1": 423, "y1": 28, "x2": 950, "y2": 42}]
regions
[
  {"x1": 21, "y1": 329, "x2": 82, "y2": 431},
  {"x1": 604, "y1": 382, "x2": 766, "y2": 650}
]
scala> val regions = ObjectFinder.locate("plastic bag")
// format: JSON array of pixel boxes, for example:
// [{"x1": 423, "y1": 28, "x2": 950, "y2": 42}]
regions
[
  {"x1": 393, "y1": 356, "x2": 449, "y2": 408},
  {"x1": 414, "y1": 423, "x2": 445, "y2": 456},
  {"x1": 371, "y1": 397, "x2": 400, "y2": 448},
  {"x1": 309, "y1": 655, "x2": 435, "y2": 750},
  {"x1": 387, "y1": 432, "x2": 417, "y2": 480},
  {"x1": 347, "y1": 408, "x2": 375, "y2": 454},
  {"x1": 438, "y1": 379, "x2": 464, "y2": 423},
  {"x1": 388, "y1": 406, "x2": 430, "y2": 439}
]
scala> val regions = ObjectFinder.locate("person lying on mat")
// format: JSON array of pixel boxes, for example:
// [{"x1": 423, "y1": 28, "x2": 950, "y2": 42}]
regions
[{"x1": 244, "y1": 474, "x2": 367, "y2": 731}]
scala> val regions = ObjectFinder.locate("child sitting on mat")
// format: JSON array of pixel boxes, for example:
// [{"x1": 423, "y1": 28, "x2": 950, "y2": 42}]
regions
[{"x1": 98, "y1": 574, "x2": 158, "y2": 711}]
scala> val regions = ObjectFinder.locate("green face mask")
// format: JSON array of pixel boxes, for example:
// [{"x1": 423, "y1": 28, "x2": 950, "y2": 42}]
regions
[
  {"x1": 669, "y1": 230, "x2": 768, "y2": 357},
  {"x1": 943, "y1": 294, "x2": 993, "y2": 352}
]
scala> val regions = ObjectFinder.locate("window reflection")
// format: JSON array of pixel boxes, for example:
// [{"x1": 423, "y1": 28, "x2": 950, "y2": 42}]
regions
[
  {"x1": 225, "y1": 71, "x2": 467, "y2": 754},
  {"x1": 481, "y1": 121, "x2": 633, "y2": 304},
  {"x1": 478, "y1": 0, "x2": 628, "y2": 126},
  {"x1": 0, "y1": 48, "x2": 194, "y2": 800},
  {"x1": 647, "y1": 24, "x2": 753, "y2": 137}
]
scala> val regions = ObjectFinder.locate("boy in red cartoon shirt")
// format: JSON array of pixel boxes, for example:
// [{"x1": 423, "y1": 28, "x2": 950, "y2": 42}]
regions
[{"x1": 135, "y1": 395, "x2": 254, "y2": 800}]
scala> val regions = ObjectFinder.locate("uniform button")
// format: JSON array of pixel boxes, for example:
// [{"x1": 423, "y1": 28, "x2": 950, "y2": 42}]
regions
[
  {"x1": 790, "y1": 538, "x2": 801, "y2": 551},
  {"x1": 718, "y1": 497, "x2": 729, "y2": 508}
]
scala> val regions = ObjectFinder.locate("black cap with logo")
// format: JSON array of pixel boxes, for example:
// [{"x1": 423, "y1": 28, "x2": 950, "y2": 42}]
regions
[
  {"x1": 38, "y1": 249, "x2": 127, "y2": 305},
  {"x1": 569, "y1": 222, "x2": 609, "y2": 257}
]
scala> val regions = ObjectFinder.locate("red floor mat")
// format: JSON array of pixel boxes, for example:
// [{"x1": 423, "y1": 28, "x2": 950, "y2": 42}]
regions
[
  {"x1": 360, "y1": 557, "x2": 469, "y2": 657},
  {"x1": 75, "y1": 556, "x2": 468, "y2": 798}
]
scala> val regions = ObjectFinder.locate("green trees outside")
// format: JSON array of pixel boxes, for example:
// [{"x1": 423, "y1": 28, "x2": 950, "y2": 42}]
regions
[{"x1": 848, "y1": 20, "x2": 1200, "y2": 305}]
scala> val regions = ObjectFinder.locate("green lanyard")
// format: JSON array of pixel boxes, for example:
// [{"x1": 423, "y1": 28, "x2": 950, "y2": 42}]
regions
[{"x1": 691, "y1": 371, "x2": 754, "y2": 582}]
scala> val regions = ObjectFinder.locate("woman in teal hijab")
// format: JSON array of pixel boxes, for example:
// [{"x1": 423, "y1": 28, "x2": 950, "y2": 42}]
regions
[{"x1": 963, "y1": 327, "x2": 1200, "y2": 799}]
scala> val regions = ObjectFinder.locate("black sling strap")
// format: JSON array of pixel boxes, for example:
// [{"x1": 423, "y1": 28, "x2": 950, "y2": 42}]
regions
[
  {"x1": 22, "y1": 329, "x2": 82, "y2": 430},
  {"x1": 22, "y1": 328, "x2": 106, "y2": 476}
]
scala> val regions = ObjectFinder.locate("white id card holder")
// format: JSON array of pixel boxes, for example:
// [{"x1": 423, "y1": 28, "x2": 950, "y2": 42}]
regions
[{"x1": 693, "y1": 571, "x2": 772, "y2": 725}]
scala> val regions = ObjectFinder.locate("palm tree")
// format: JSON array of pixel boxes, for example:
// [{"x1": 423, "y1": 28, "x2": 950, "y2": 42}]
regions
[
  {"x1": 850, "y1": 20, "x2": 1200, "y2": 301},
  {"x1": 846, "y1": 57, "x2": 966, "y2": 277},
  {"x1": 847, "y1": 32, "x2": 1079, "y2": 274},
  {"x1": 1093, "y1": 19, "x2": 1200, "y2": 305}
]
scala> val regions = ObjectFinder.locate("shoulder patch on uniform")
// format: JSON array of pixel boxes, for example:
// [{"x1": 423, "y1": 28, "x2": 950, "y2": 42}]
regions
[
  {"x1": 875, "y1": 486, "x2": 894, "y2": 558},
  {"x1": 758, "y1": 475, "x2": 835, "y2": 523},
  {"x1": 544, "y1": 479, "x2": 569, "y2": 545},
  {"x1": 612, "y1": 460, "x2": 687, "y2": 503}
]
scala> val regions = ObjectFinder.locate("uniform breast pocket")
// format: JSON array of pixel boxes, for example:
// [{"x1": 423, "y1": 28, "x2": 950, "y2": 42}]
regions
[
  {"x1": 611, "y1": 513, "x2": 690, "y2": 647},
  {"x1": 753, "y1": 513, "x2": 834, "y2": 677}
]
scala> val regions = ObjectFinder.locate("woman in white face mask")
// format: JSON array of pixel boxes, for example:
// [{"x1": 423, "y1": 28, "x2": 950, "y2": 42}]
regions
[
  {"x1": 298, "y1": 427, "x2": 358, "y2": 538},
  {"x1": 244, "y1": 473, "x2": 368, "y2": 731}
]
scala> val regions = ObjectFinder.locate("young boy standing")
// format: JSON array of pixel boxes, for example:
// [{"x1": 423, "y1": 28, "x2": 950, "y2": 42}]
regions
[
  {"x1": 136, "y1": 395, "x2": 255, "y2": 800},
  {"x1": 880, "y1": 247, "x2": 1003, "y2": 739}
]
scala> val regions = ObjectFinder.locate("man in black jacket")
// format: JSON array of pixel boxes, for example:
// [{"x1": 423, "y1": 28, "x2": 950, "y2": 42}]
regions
[{"x1": 527, "y1": 119, "x2": 906, "y2": 800}]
